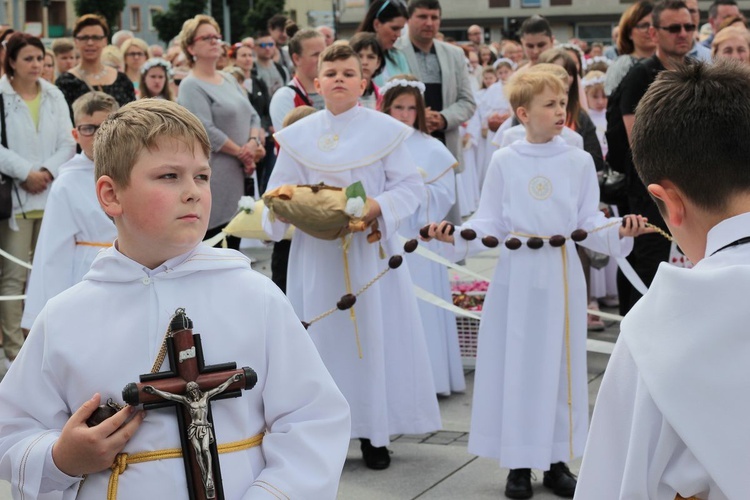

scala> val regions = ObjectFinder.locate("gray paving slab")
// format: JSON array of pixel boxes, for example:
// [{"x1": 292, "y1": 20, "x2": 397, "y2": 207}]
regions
[{"x1": 337, "y1": 440, "x2": 476, "y2": 500}]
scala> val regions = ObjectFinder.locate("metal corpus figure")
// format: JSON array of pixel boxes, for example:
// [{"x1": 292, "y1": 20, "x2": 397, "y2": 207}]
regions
[{"x1": 143, "y1": 373, "x2": 243, "y2": 499}]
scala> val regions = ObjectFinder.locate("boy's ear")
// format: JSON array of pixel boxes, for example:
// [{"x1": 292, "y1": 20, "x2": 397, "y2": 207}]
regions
[
  {"x1": 71, "y1": 128, "x2": 79, "y2": 142},
  {"x1": 313, "y1": 77, "x2": 322, "y2": 95},
  {"x1": 96, "y1": 175, "x2": 123, "y2": 218},
  {"x1": 359, "y1": 77, "x2": 367, "y2": 96},
  {"x1": 648, "y1": 181, "x2": 685, "y2": 228},
  {"x1": 515, "y1": 106, "x2": 528, "y2": 125}
]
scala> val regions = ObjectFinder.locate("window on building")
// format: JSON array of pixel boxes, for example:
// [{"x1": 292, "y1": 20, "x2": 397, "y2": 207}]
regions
[
  {"x1": 130, "y1": 6, "x2": 142, "y2": 32},
  {"x1": 576, "y1": 23, "x2": 616, "y2": 43},
  {"x1": 521, "y1": 0, "x2": 542, "y2": 8},
  {"x1": 149, "y1": 7, "x2": 162, "y2": 31}
]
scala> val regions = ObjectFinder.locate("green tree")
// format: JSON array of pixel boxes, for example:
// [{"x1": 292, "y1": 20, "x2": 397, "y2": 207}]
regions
[
  {"x1": 153, "y1": 0, "x2": 207, "y2": 44},
  {"x1": 244, "y1": 0, "x2": 285, "y2": 35},
  {"x1": 73, "y1": 0, "x2": 127, "y2": 35}
]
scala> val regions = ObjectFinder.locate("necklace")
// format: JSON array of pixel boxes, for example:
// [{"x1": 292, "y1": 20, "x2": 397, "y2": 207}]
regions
[{"x1": 79, "y1": 65, "x2": 107, "y2": 81}]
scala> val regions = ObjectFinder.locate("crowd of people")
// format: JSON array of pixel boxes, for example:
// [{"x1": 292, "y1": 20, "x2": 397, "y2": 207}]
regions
[{"x1": 0, "y1": 0, "x2": 747, "y2": 498}]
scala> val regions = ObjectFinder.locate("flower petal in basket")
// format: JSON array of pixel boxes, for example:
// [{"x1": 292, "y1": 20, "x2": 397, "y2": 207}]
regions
[
  {"x1": 263, "y1": 183, "x2": 369, "y2": 240},
  {"x1": 224, "y1": 199, "x2": 294, "y2": 240}
]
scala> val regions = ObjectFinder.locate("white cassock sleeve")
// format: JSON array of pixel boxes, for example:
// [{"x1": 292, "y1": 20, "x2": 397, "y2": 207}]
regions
[
  {"x1": 246, "y1": 279, "x2": 351, "y2": 499},
  {"x1": 261, "y1": 149, "x2": 303, "y2": 242},
  {"x1": 373, "y1": 143, "x2": 423, "y2": 242},
  {"x1": 575, "y1": 339, "x2": 714, "y2": 500},
  {"x1": 575, "y1": 154, "x2": 633, "y2": 258},
  {"x1": 440, "y1": 153, "x2": 509, "y2": 262},
  {"x1": 418, "y1": 167, "x2": 456, "y2": 229},
  {"x1": 21, "y1": 186, "x2": 78, "y2": 330}
]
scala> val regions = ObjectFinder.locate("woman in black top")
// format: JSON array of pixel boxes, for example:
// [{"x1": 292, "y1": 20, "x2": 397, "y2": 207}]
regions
[{"x1": 55, "y1": 14, "x2": 135, "y2": 114}]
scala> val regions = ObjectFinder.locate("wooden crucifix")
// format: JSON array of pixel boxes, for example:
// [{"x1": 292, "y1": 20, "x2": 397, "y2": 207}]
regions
[{"x1": 122, "y1": 308, "x2": 257, "y2": 500}]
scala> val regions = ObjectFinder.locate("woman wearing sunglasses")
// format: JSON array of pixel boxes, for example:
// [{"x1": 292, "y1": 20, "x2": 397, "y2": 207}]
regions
[
  {"x1": 55, "y1": 14, "x2": 136, "y2": 115},
  {"x1": 357, "y1": 0, "x2": 411, "y2": 86},
  {"x1": 177, "y1": 14, "x2": 264, "y2": 250},
  {"x1": 0, "y1": 32, "x2": 76, "y2": 367},
  {"x1": 605, "y1": 0, "x2": 656, "y2": 96}
]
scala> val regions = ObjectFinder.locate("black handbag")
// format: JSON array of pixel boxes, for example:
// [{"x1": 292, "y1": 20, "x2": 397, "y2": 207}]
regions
[
  {"x1": 598, "y1": 162, "x2": 627, "y2": 206},
  {"x1": 0, "y1": 95, "x2": 14, "y2": 220}
]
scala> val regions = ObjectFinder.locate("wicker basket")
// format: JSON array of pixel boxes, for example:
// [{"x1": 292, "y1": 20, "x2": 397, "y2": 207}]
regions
[{"x1": 452, "y1": 285, "x2": 485, "y2": 368}]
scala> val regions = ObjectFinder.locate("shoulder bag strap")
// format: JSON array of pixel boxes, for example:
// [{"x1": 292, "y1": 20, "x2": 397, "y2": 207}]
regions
[{"x1": 0, "y1": 94, "x2": 7, "y2": 149}]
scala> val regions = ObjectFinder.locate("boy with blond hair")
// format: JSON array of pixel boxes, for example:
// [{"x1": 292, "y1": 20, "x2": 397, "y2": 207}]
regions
[
  {"x1": 263, "y1": 43, "x2": 441, "y2": 470},
  {"x1": 21, "y1": 91, "x2": 119, "y2": 331},
  {"x1": 425, "y1": 70, "x2": 652, "y2": 499},
  {"x1": 576, "y1": 61, "x2": 750, "y2": 500},
  {"x1": 0, "y1": 99, "x2": 350, "y2": 499}
]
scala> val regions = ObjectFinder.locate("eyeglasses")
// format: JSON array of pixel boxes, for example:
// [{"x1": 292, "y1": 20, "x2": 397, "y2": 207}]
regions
[
  {"x1": 655, "y1": 23, "x2": 697, "y2": 34},
  {"x1": 195, "y1": 34, "x2": 222, "y2": 43},
  {"x1": 125, "y1": 52, "x2": 145, "y2": 58},
  {"x1": 258, "y1": 42, "x2": 275, "y2": 48},
  {"x1": 75, "y1": 35, "x2": 106, "y2": 43},
  {"x1": 633, "y1": 22, "x2": 652, "y2": 31},
  {"x1": 76, "y1": 124, "x2": 100, "y2": 137}
]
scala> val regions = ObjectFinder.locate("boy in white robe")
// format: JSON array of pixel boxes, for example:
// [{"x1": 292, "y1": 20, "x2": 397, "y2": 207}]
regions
[
  {"x1": 576, "y1": 61, "x2": 750, "y2": 500},
  {"x1": 0, "y1": 99, "x2": 351, "y2": 499},
  {"x1": 424, "y1": 70, "x2": 652, "y2": 499},
  {"x1": 21, "y1": 92, "x2": 119, "y2": 331},
  {"x1": 262, "y1": 44, "x2": 441, "y2": 471}
]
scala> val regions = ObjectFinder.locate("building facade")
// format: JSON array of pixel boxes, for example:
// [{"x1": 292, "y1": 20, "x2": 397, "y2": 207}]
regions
[
  {"x1": 0, "y1": 0, "x2": 170, "y2": 46},
  {"x1": 286, "y1": 0, "x2": 724, "y2": 43}
]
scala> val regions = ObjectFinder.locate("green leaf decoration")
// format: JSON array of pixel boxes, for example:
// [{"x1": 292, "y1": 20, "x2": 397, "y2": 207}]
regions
[{"x1": 345, "y1": 181, "x2": 367, "y2": 202}]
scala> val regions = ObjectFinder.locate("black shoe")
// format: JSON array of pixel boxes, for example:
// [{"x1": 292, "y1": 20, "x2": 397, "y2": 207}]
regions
[
  {"x1": 543, "y1": 462, "x2": 577, "y2": 498},
  {"x1": 505, "y1": 468, "x2": 533, "y2": 499},
  {"x1": 360, "y1": 438, "x2": 391, "y2": 470}
]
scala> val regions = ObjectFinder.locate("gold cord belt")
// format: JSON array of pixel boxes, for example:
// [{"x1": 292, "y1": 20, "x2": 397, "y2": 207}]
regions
[
  {"x1": 107, "y1": 432, "x2": 264, "y2": 500},
  {"x1": 75, "y1": 241, "x2": 113, "y2": 247}
]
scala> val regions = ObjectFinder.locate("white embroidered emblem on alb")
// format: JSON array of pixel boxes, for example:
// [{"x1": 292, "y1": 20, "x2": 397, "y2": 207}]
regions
[
  {"x1": 317, "y1": 133, "x2": 339, "y2": 152},
  {"x1": 528, "y1": 176, "x2": 553, "y2": 200}
]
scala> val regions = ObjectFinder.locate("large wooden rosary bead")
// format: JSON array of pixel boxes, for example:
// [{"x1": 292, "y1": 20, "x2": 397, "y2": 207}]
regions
[
  {"x1": 549, "y1": 235, "x2": 566, "y2": 247},
  {"x1": 527, "y1": 237, "x2": 544, "y2": 249},
  {"x1": 505, "y1": 238, "x2": 522, "y2": 250},
  {"x1": 460, "y1": 229, "x2": 477, "y2": 241},
  {"x1": 571, "y1": 229, "x2": 588, "y2": 242}
]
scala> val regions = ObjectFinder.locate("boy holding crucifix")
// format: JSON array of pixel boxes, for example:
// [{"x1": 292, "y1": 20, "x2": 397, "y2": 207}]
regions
[{"x1": 0, "y1": 99, "x2": 351, "y2": 499}]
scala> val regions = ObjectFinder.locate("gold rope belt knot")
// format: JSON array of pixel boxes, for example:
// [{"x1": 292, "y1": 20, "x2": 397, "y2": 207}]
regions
[{"x1": 106, "y1": 432, "x2": 264, "y2": 500}]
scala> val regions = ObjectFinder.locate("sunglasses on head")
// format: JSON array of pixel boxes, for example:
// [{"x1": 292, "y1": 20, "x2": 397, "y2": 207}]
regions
[{"x1": 656, "y1": 23, "x2": 697, "y2": 33}]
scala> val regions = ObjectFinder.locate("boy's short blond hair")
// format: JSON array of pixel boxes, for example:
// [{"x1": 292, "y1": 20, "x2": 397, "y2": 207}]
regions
[
  {"x1": 317, "y1": 43, "x2": 362, "y2": 75},
  {"x1": 506, "y1": 66, "x2": 567, "y2": 112},
  {"x1": 282, "y1": 106, "x2": 317, "y2": 128},
  {"x1": 51, "y1": 37, "x2": 74, "y2": 56},
  {"x1": 179, "y1": 15, "x2": 221, "y2": 67},
  {"x1": 94, "y1": 100, "x2": 210, "y2": 187},
  {"x1": 72, "y1": 91, "x2": 119, "y2": 124}
]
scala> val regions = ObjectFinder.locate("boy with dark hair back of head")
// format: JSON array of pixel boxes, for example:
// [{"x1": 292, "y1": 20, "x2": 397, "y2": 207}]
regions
[
  {"x1": 0, "y1": 98, "x2": 350, "y2": 499},
  {"x1": 263, "y1": 42, "x2": 442, "y2": 471},
  {"x1": 577, "y1": 59, "x2": 750, "y2": 500},
  {"x1": 424, "y1": 69, "x2": 652, "y2": 499}
]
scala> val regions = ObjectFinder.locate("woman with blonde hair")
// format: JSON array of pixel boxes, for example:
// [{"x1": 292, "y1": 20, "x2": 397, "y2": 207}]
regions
[
  {"x1": 712, "y1": 26, "x2": 750, "y2": 63},
  {"x1": 121, "y1": 37, "x2": 150, "y2": 96},
  {"x1": 176, "y1": 14, "x2": 263, "y2": 249}
]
